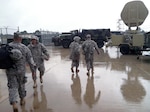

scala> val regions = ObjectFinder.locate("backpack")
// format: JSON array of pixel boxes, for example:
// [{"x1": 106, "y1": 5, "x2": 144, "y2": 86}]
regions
[
  {"x1": 83, "y1": 41, "x2": 93, "y2": 54},
  {"x1": 0, "y1": 44, "x2": 15, "y2": 69},
  {"x1": 73, "y1": 45, "x2": 80, "y2": 55}
]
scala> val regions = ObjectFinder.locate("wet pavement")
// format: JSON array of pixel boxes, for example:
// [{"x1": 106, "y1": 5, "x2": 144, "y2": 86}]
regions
[{"x1": 0, "y1": 45, "x2": 150, "y2": 112}]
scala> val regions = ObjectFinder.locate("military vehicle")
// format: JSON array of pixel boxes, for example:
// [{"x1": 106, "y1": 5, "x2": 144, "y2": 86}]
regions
[
  {"x1": 52, "y1": 29, "x2": 111, "y2": 48},
  {"x1": 59, "y1": 31, "x2": 77, "y2": 48},
  {"x1": 109, "y1": 1, "x2": 149, "y2": 55},
  {"x1": 7, "y1": 34, "x2": 32, "y2": 46},
  {"x1": 52, "y1": 35, "x2": 62, "y2": 46}
]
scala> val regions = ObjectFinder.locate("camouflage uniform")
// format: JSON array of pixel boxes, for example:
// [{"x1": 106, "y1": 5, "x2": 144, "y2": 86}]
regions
[
  {"x1": 69, "y1": 36, "x2": 81, "y2": 73},
  {"x1": 82, "y1": 37, "x2": 99, "y2": 72},
  {"x1": 6, "y1": 42, "x2": 35, "y2": 105},
  {"x1": 28, "y1": 42, "x2": 49, "y2": 80},
  {"x1": 69, "y1": 41, "x2": 80, "y2": 68}
]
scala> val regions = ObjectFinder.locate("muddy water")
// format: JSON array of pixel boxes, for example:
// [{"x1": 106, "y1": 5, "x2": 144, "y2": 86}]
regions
[{"x1": 0, "y1": 46, "x2": 150, "y2": 112}]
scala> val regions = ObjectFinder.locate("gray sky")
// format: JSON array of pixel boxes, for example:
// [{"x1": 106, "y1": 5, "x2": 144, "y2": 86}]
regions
[{"x1": 0, "y1": 0, "x2": 150, "y2": 34}]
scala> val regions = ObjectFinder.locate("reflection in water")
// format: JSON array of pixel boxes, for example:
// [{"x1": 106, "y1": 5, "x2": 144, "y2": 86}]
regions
[
  {"x1": 21, "y1": 105, "x2": 27, "y2": 112},
  {"x1": 0, "y1": 83, "x2": 1, "y2": 100},
  {"x1": 121, "y1": 71, "x2": 146, "y2": 103},
  {"x1": 32, "y1": 85, "x2": 53, "y2": 112},
  {"x1": 84, "y1": 77, "x2": 101, "y2": 108},
  {"x1": 71, "y1": 74, "x2": 82, "y2": 105}
]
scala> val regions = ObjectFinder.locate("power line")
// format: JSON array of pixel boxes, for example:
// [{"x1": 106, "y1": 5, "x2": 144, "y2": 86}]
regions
[{"x1": 0, "y1": 26, "x2": 18, "y2": 34}]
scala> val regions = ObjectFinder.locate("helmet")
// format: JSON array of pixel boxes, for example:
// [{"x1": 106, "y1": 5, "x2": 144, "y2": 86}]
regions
[
  {"x1": 10, "y1": 49, "x2": 22, "y2": 61},
  {"x1": 73, "y1": 36, "x2": 81, "y2": 42}
]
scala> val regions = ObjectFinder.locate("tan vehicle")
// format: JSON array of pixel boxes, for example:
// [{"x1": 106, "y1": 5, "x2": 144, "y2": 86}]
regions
[{"x1": 110, "y1": 1, "x2": 149, "y2": 55}]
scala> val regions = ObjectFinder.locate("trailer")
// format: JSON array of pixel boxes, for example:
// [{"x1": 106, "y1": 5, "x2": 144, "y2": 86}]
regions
[{"x1": 108, "y1": 1, "x2": 149, "y2": 55}]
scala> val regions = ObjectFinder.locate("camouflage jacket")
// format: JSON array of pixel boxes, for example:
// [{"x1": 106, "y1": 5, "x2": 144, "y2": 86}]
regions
[
  {"x1": 28, "y1": 43, "x2": 49, "y2": 66},
  {"x1": 6, "y1": 42, "x2": 36, "y2": 75},
  {"x1": 69, "y1": 41, "x2": 80, "y2": 60},
  {"x1": 82, "y1": 39, "x2": 99, "y2": 55}
]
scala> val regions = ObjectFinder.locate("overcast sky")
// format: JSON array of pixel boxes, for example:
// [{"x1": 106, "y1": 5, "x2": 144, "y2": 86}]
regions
[{"x1": 0, "y1": 0, "x2": 150, "y2": 34}]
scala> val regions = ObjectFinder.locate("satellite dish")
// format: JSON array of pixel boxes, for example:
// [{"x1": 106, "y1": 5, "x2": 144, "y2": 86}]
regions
[{"x1": 121, "y1": 1, "x2": 148, "y2": 27}]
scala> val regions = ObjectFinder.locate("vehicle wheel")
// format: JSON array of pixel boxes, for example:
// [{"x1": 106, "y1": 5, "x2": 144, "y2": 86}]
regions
[
  {"x1": 97, "y1": 40, "x2": 104, "y2": 48},
  {"x1": 62, "y1": 40, "x2": 70, "y2": 48},
  {"x1": 120, "y1": 44, "x2": 130, "y2": 55},
  {"x1": 54, "y1": 41, "x2": 60, "y2": 46}
]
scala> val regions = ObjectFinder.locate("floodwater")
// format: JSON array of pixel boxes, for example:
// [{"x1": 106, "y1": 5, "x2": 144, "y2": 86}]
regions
[{"x1": 0, "y1": 45, "x2": 150, "y2": 112}]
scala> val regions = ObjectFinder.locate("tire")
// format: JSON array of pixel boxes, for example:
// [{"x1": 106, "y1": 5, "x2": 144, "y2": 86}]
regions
[
  {"x1": 120, "y1": 44, "x2": 130, "y2": 55},
  {"x1": 54, "y1": 41, "x2": 60, "y2": 46},
  {"x1": 62, "y1": 40, "x2": 70, "y2": 48},
  {"x1": 97, "y1": 40, "x2": 104, "y2": 48}
]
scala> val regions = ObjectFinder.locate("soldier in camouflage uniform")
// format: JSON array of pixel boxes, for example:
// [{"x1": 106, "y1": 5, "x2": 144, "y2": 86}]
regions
[
  {"x1": 82, "y1": 34, "x2": 100, "y2": 77},
  {"x1": 28, "y1": 35, "x2": 49, "y2": 88},
  {"x1": 6, "y1": 32, "x2": 36, "y2": 112},
  {"x1": 69, "y1": 36, "x2": 81, "y2": 73}
]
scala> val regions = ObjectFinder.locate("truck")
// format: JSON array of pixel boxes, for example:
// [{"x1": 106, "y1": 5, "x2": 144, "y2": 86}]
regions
[
  {"x1": 52, "y1": 29, "x2": 111, "y2": 48},
  {"x1": 109, "y1": 0, "x2": 149, "y2": 55}
]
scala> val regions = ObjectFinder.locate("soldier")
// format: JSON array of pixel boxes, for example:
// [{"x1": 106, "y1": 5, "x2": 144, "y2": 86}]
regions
[
  {"x1": 82, "y1": 34, "x2": 100, "y2": 77},
  {"x1": 69, "y1": 36, "x2": 81, "y2": 73},
  {"x1": 28, "y1": 35, "x2": 49, "y2": 88},
  {"x1": 6, "y1": 32, "x2": 36, "y2": 112}
]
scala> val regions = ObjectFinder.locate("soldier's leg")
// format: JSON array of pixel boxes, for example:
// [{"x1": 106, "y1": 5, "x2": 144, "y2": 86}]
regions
[
  {"x1": 90, "y1": 56, "x2": 94, "y2": 75},
  {"x1": 32, "y1": 68, "x2": 37, "y2": 88},
  {"x1": 6, "y1": 74, "x2": 19, "y2": 111},
  {"x1": 75, "y1": 59, "x2": 79, "y2": 73},
  {"x1": 38, "y1": 62, "x2": 45, "y2": 83},
  {"x1": 17, "y1": 75, "x2": 26, "y2": 105},
  {"x1": 86, "y1": 59, "x2": 90, "y2": 77},
  {"x1": 13, "y1": 103, "x2": 18, "y2": 112},
  {"x1": 71, "y1": 60, "x2": 74, "y2": 73},
  {"x1": 33, "y1": 79, "x2": 37, "y2": 88}
]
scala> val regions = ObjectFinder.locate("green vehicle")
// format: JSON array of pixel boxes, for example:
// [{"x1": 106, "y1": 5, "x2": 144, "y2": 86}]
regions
[
  {"x1": 81, "y1": 29, "x2": 111, "y2": 48},
  {"x1": 60, "y1": 32, "x2": 76, "y2": 48},
  {"x1": 52, "y1": 29, "x2": 111, "y2": 48},
  {"x1": 6, "y1": 34, "x2": 32, "y2": 46}
]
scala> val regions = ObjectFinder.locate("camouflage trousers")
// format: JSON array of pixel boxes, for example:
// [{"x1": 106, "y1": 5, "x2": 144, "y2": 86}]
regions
[
  {"x1": 71, "y1": 59, "x2": 80, "y2": 68},
  {"x1": 84, "y1": 53, "x2": 94, "y2": 71},
  {"x1": 32, "y1": 62, "x2": 45, "y2": 81},
  {"x1": 6, "y1": 73, "x2": 26, "y2": 104}
]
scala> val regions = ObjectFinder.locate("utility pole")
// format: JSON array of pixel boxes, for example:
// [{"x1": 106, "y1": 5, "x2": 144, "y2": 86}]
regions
[
  {"x1": 17, "y1": 26, "x2": 19, "y2": 32},
  {"x1": 0, "y1": 28, "x2": 2, "y2": 35},
  {"x1": 4, "y1": 26, "x2": 8, "y2": 35}
]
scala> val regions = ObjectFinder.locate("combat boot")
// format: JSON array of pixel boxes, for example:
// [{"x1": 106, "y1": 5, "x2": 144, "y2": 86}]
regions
[
  {"x1": 12, "y1": 102, "x2": 18, "y2": 112},
  {"x1": 76, "y1": 68, "x2": 79, "y2": 73},
  {"x1": 20, "y1": 98, "x2": 25, "y2": 106},
  {"x1": 87, "y1": 70, "x2": 90, "y2": 77},
  {"x1": 40, "y1": 75, "x2": 43, "y2": 83},
  {"x1": 71, "y1": 67, "x2": 74, "y2": 73},
  {"x1": 33, "y1": 80, "x2": 37, "y2": 88}
]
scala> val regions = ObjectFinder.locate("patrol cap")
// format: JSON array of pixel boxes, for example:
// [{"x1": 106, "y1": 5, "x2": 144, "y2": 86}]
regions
[
  {"x1": 31, "y1": 35, "x2": 39, "y2": 41},
  {"x1": 14, "y1": 32, "x2": 21, "y2": 38},
  {"x1": 86, "y1": 34, "x2": 91, "y2": 38},
  {"x1": 73, "y1": 36, "x2": 81, "y2": 42}
]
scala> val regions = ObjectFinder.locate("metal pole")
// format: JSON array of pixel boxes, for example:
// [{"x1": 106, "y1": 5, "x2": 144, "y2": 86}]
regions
[
  {"x1": 18, "y1": 26, "x2": 19, "y2": 32},
  {"x1": 0, "y1": 28, "x2": 2, "y2": 35}
]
